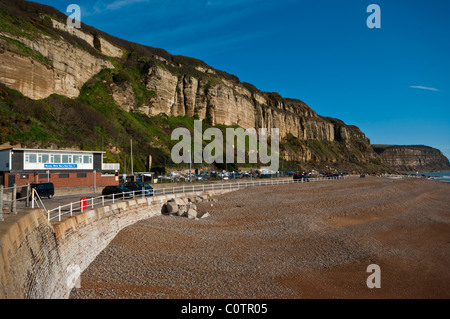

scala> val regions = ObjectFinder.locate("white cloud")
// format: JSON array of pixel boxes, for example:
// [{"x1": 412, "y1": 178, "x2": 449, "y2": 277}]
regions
[
  {"x1": 84, "y1": 0, "x2": 150, "y2": 15},
  {"x1": 105, "y1": 0, "x2": 150, "y2": 11},
  {"x1": 409, "y1": 86, "x2": 439, "y2": 92}
]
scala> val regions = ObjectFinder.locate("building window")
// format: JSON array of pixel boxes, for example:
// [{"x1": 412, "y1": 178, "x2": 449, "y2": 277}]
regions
[
  {"x1": 20, "y1": 174, "x2": 29, "y2": 179},
  {"x1": 62, "y1": 155, "x2": 72, "y2": 164},
  {"x1": 73, "y1": 155, "x2": 82, "y2": 164},
  {"x1": 51, "y1": 154, "x2": 61, "y2": 164},
  {"x1": 59, "y1": 174, "x2": 69, "y2": 178},
  {"x1": 25, "y1": 153, "x2": 37, "y2": 163},
  {"x1": 77, "y1": 173, "x2": 87, "y2": 178},
  {"x1": 39, "y1": 174, "x2": 49, "y2": 179},
  {"x1": 38, "y1": 154, "x2": 50, "y2": 163},
  {"x1": 83, "y1": 155, "x2": 92, "y2": 164}
]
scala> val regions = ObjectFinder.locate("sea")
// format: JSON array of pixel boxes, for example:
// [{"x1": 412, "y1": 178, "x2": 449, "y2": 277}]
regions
[{"x1": 416, "y1": 171, "x2": 450, "y2": 183}]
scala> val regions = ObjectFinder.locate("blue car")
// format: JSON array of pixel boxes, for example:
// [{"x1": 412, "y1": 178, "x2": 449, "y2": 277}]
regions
[{"x1": 124, "y1": 182, "x2": 154, "y2": 196}]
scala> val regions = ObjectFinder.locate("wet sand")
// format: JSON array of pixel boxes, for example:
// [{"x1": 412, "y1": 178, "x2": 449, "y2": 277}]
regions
[{"x1": 70, "y1": 177, "x2": 450, "y2": 299}]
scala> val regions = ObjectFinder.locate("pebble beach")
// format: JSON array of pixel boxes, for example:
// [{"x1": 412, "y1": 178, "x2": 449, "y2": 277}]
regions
[{"x1": 70, "y1": 177, "x2": 450, "y2": 299}]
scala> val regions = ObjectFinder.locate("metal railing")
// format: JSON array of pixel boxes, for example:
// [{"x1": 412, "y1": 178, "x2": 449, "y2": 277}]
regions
[{"x1": 42, "y1": 176, "x2": 347, "y2": 222}]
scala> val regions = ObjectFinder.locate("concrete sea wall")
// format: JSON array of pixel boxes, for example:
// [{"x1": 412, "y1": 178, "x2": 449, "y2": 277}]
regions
[{"x1": 0, "y1": 189, "x2": 232, "y2": 299}]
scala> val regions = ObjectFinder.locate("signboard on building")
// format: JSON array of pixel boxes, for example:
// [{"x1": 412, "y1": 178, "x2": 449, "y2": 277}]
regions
[{"x1": 44, "y1": 164, "x2": 78, "y2": 169}]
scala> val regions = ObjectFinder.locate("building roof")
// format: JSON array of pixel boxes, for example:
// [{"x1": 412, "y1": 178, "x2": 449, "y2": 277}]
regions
[{"x1": 0, "y1": 148, "x2": 105, "y2": 154}]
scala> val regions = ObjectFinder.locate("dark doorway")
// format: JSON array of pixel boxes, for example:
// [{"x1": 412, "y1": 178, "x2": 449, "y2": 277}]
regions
[{"x1": 8, "y1": 174, "x2": 15, "y2": 187}]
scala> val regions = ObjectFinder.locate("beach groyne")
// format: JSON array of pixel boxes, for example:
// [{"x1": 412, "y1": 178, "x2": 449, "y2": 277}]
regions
[{"x1": 0, "y1": 189, "x2": 233, "y2": 299}]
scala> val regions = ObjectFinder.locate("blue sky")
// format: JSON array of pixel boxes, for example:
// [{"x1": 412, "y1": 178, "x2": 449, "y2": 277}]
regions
[{"x1": 33, "y1": 0, "x2": 450, "y2": 159}]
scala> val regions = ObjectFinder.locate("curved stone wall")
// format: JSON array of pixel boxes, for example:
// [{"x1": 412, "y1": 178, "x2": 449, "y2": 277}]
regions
[{"x1": 0, "y1": 190, "x2": 231, "y2": 299}]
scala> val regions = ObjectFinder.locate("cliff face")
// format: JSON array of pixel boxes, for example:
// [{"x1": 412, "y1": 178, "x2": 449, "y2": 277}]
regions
[
  {"x1": 0, "y1": 12, "x2": 120, "y2": 99},
  {"x1": 140, "y1": 66, "x2": 379, "y2": 164},
  {"x1": 372, "y1": 145, "x2": 450, "y2": 172},
  {"x1": 0, "y1": 0, "x2": 379, "y2": 169}
]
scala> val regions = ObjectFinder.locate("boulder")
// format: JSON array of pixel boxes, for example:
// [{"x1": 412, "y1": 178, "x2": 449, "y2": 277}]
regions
[
  {"x1": 165, "y1": 197, "x2": 206, "y2": 218},
  {"x1": 177, "y1": 205, "x2": 187, "y2": 216},
  {"x1": 173, "y1": 198, "x2": 185, "y2": 206},
  {"x1": 166, "y1": 201, "x2": 178, "y2": 215},
  {"x1": 197, "y1": 212, "x2": 210, "y2": 219},
  {"x1": 187, "y1": 208, "x2": 198, "y2": 219}
]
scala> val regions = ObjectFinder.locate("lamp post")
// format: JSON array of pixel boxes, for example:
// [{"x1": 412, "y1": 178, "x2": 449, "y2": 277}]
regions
[
  {"x1": 189, "y1": 149, "x2": 192, "y2": 183},
  {"x1": 0, "y1": 185, "x2": 3, "y2": 221},
  {"x1": 131, "y1": 139, "x2": 134, "y2": 177}
]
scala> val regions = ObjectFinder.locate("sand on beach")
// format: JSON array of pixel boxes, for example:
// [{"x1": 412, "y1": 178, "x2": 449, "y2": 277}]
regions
[{"x1": 70, "y1": 177, "x2": 450, "y2": 299}]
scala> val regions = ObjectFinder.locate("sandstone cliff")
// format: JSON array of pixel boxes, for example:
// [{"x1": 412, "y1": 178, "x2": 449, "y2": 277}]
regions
[
  {"x1": 0, "y1": 1, "x2": 120, "y2": 99},
  {"x1": 0, "y1": 0, "x2": 382, "y2": 171},
  {"x1": 372, "y1": 145, "x2": 450, "y2": 172}
]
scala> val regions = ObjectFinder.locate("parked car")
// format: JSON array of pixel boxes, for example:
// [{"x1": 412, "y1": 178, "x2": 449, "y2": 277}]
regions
[
  {"x1": 102, "y1": 185, "x2": 133, "y2": 198},
  {"x1": 29, "y1": 182, "x2": 55, "y2": 199},
  {"x1": 123, "y1": 182, "x2": 154, "y2": 196},
  {"x1": 293, "y1": 174, "x2": 310, "y2": 181}
]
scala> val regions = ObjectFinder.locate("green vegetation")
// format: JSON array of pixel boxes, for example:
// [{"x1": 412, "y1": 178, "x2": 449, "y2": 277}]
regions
[
  {"x1": 0, "y1": 35, "x2": 51, "y2": 66},
  {"x1": 305, "y1": 139, "x2": 346, "y2": 162},
  {"x1": 0, "y1": 11, "x2": 36, "y2": 39}
]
